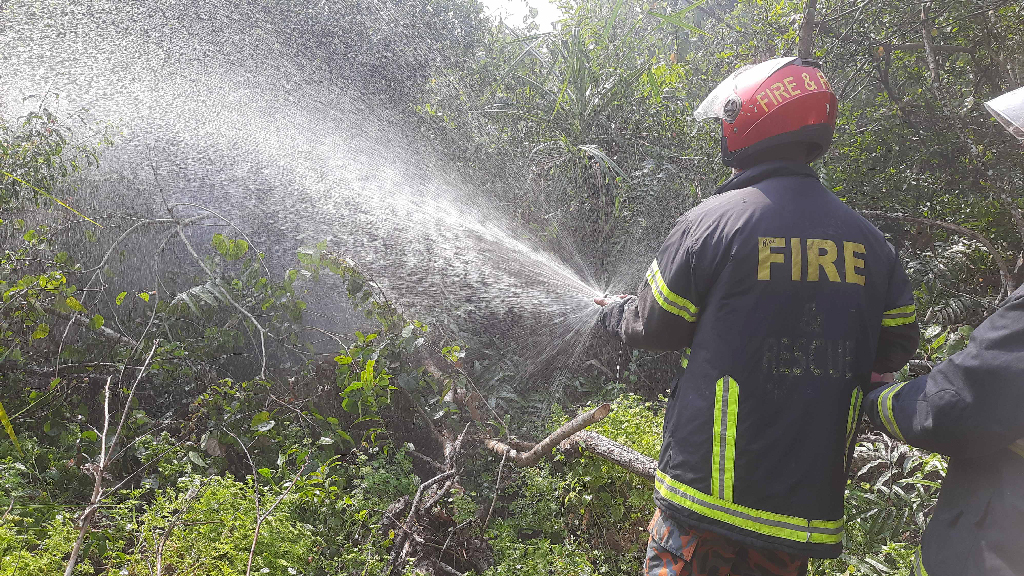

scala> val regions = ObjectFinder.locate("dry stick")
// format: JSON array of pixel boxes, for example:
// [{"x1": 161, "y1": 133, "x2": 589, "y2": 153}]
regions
[
  {"x1": 860, "y1": 211, "x2": 1014, "y2": 300},
  {"x1": 387, "y1": 470, "x2": 458, "y2": 574},
  {"x1": 481, "y1": 449, "x2": 508, "y2": 532},
  {"x1": 63, "y1": 339, "x2": 160, "y2": 576},
  {"x1": 559, "y1": 430, "x2": 657, "y2": 480},
  {"x1": 63, "y1": 377, "x2": 112, "y2": 576},
  {"x1": 483, "y1": 403, "x2": 611, "y2": 466},
  {"x1": 437, "y1": 561, "x2": 465, "y2": 576}
]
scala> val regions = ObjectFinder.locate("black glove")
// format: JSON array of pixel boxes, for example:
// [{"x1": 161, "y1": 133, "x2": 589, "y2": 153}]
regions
[{"x1": 599, "y1": 295, "x2": 636, "y2": 340}]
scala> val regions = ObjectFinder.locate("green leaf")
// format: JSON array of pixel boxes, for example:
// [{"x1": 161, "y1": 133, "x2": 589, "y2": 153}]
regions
[
  {"x1": 66, "y1": 296, "x2": 87, "y2": 313},
  {"x1": 250, "y1": 411, "x2": 270, "y2": 428},
  {"x1": 188, "y1": 451, "x2": 207, "y2": 467},
  {"x1": 646, "y1": 3, "x2": 710, "y2": 36},
  {"x1": 0, "y1": 399, "x2": 22, "y2": 455},
  {"x1": 138, "y1": 292, "x2": 150, "y2": 302},
  {"x1": 226, "y1": 239, "x2": 249, "y2": 261},
  {"x1": 81, "y1": 430, "x2": 99, "y2": 442},
  {"x1": 115, "y1": 291, "x2": 127, "y2": 305},
  {"x1": 337, "y1": 429, "x2": 354, "y2": 447},
  {"x1": 31, "y1": 323, "x2": 49, "y2": 339},
  {"x1": 254, "y1": 419, "x2": 276, "y2": 432},
  {"x1": 89, "y1": 314, "x2": 104, "y2": 330},
  {"x1": 212, "y1": 234, "x2": 229, "y2": 257},
  {"x1": 257, "y1": 467, "x2": 273, "y2": 479}
]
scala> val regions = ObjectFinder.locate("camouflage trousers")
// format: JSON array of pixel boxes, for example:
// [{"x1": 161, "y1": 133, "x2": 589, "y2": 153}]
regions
[{"x1": 644, "y1": 509, "x2": 809, "y2": 576}]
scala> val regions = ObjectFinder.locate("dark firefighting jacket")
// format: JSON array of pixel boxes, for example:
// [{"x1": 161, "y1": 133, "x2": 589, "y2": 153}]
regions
[
  {"x1": 864, "y1": 284, "x2": 1024, "y2": 576},
  {"x1": 601, "y1": 161, "x2": 920, "y2": 558}
]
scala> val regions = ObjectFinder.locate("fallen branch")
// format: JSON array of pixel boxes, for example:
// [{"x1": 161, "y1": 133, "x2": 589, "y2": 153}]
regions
[
  {"x1": 559, "y1": 430, "x2": 657, "y2": 480},
  {"x1": 483, "y1": 403, "x2": 611, "y2": 466}
]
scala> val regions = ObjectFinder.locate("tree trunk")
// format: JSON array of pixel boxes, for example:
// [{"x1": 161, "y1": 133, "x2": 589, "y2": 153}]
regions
[{"x1": 798, "y1": 0, "x2": 819, "y2": 59}]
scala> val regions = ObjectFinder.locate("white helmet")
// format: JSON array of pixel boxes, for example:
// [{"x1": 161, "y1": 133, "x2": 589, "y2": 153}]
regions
[{"x1": 985, "y1": 86, "x2": 1024, "y2": 142}]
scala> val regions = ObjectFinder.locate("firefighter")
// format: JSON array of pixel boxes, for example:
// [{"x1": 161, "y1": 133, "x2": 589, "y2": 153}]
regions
[
  {"x1": 595, "y1": 57, "x2": 920, "y2": 576},
  {"x1": 862, "y1": 86, "x2": 1024, "y2": 576}
]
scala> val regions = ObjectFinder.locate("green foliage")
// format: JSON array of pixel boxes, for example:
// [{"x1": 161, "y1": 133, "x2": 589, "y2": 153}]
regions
[
  {"x1": 484, "y1": 521, "x2": 597, "y2": 576},
  {"x1": 811, "y1": 435, "x2": 946, "y2": 576},
  {"x1": 119, "y1": 475, "x2": 314, "y2": 576},
  {"x1": 0, "y1": 103, "x2": 111, "y2": 209}
]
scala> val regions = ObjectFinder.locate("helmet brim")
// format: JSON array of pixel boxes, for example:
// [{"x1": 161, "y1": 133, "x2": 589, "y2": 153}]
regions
[{"x1": 984, "y1": 86, "x2": 1024, "y2": 142}]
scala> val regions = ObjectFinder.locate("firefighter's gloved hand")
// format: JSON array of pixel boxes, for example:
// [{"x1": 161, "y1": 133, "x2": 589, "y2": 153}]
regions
[{"x1": 594, "y1": 294, "x2": 635, "y2": 339}]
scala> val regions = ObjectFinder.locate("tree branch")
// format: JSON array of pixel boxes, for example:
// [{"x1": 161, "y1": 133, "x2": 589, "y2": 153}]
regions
[
  {"x1": 559, "y1": 430, "x2": 657, "y2": 480},
  {"x1": 860, "y1": 211, "x2": 1014, "y2": 297},
  {"x1": 798, "y1": 0, "x2": 819, "y2": 60},
  {"x1": 483, "y1": 403, "x2": 611, "y2": 466}
]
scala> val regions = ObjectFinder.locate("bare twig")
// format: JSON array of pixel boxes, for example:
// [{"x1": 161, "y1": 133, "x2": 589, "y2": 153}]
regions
[
  {"x1": 483, "y1": 403, "x2": 611, "y2": 466},
  {"x1": 63, "y1": 377, "x2": 112, "y2": 576},
  {"x1": 482, "y1": 450, "x2": 507, "y2": 532}
]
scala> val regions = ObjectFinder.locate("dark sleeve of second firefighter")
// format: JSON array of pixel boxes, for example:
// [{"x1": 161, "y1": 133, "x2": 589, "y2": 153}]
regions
[
  {"x1": 600, "y1": 214, "x2": 706, "y2": 352},
  {"x1": 865, "y1": 285, "x2": 1024, "y2": 459}
]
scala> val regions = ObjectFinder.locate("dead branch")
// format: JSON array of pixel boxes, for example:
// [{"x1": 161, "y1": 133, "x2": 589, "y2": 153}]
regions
[
  {"x1": 64, "y1": 339, "x2": 160, "y2": 576},
  {"x1": 482, "y1": 450, "x2": 507, "y2": 532},
  {"x1": 860, "y1": 211, "x2": 1014, "y2": 298},
  {"x1": 921, "y1": 4, "x2": 942, "y2": 87},
  {"x1": 483, "y1": 403, "x2": 611, "y2": 466},
  {"x1": 388, "y1": 469, "x2": 458, "y2": 574},
  {"x1": 176, "y1": 225, "x2": 268, "y2": 379},
  {"x1": 559, "y1": 430, "x2": 657, "y2": 480}
]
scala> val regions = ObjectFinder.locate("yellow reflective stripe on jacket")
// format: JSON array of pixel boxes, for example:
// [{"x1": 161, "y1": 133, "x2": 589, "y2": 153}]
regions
[
  {"x1": 646, "y1": 260, "x2": 698, "y2": 322},
  {"x1": 711, "y1": 376, "x2": 739, "y2": 502},
  {"x1": 680, "y1": 347, "x2": 691, "y2": 369},
  {"x1": 877, "y1": 381, "x2": 909, "y2": 442},
  {"x1": 882, "y1": 304, "x2": 916, "y2": 327},
  {"x1": 655, "y1": 470, "x2": 844, "y2": 544},
  {"x1": 914, "y1": 547, "x2": 929, "y2": 576},
  {"x1": 845, "y1": 387, "x2": 864, "y2": 466},
  {"x1": 1010, "y1": 439, "x2": 1024, "y2": 459}
]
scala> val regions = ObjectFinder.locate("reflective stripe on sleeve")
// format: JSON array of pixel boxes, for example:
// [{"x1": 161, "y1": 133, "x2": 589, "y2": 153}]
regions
[
  {"x1": 655, "y1": 470, "x2": 844, "y2": 544},
  {"x1": 1010, "y1": 439, "x2": 1024, "y2": 459},
  {"x1": 914, "y1": 547, "x2": 929, "y2": 576},
  {"x1": 877, "y1": 381, "x2": 909, "y2": 442},
  {"x1": 882, "y1": 304, "x2": 916, "y2": 327},
  {"x1": 711, "y1": 376, "x2": 739, "y2": 502},
  {"x1": 646, "y1": 260, "x2": 698, "y2": 322},
  {"x1": 845, "y1": 387, "x2": 864, "y2": 467}
]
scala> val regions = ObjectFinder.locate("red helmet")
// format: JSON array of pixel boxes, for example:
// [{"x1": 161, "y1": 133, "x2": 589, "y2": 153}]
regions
[{"x1": 695, "y1": 57, "x2": 838, "y2": 169}]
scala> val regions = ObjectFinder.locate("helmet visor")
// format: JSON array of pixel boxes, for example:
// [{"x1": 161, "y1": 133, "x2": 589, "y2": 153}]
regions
[
  {"x1": 984, "y1": 86, "x2": 1024, "y2": 141},
  {"x1": 694, "y1": 57, "x2": 798, "y2": 121}
]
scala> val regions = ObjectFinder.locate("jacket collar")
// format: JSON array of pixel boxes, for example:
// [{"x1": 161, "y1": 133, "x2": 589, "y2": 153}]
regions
[{"x1": 713, "y1": 161, "x2": 819, "y2": 196}]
